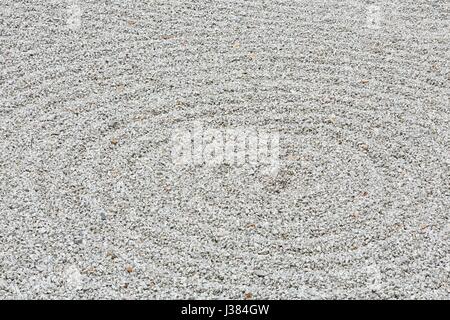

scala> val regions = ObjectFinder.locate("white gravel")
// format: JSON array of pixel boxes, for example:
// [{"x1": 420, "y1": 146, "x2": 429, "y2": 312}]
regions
[{"x1": 0, "y1": 0, "x2": 449, "y2": 299}]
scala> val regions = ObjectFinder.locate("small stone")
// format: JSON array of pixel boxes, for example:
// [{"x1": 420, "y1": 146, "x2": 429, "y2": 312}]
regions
[
  {"x1": 82, "y1": 266, "x2": 96, "y2": 274},
  {"x1": 359, "y1": 143, "x2": 369, "y2": 151},
  {"x1": 106, "y1": 251, "x2": 117, "y2": 259},
  {"x1": 324, "y1": 116, "x2": 337, "y2": 124},
  {"x1": 99, "y1": 210, "x2": 107, "y2": 221},
  {"x1": 109, "y1": 121, "x2": 120, "y2": 129},
  {"x1": 0, "y1": 279, "x2": 8, "y2": 290},
  {"x1": 175, "y1": 100, "x2": 185, "y2": 107},
  {"x1": 254, "y1": 270, "x2": 268, "y2": 277},
  {"x1": 36, "y1": 264, "x2": 46, "y2": 272}
]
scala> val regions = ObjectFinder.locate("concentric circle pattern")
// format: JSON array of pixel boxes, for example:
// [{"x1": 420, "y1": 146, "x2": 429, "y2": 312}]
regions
[{"x1": 0, "y1": 0, "x2": 448, "y2": 299}]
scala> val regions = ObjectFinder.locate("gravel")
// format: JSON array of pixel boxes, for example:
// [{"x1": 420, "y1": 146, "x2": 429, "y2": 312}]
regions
[{"x1": 0, "y1": 0, "x2": 449, "y2": 299}]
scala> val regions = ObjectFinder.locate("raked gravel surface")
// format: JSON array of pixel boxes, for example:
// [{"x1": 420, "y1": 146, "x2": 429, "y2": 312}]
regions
[{"x1": 0, "y1": 0, "x2": 449, "y2": 299}]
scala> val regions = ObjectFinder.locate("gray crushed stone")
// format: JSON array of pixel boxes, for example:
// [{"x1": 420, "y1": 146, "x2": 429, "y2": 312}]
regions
[{"x1": 0, "y1": 0, "x2": 449, "y2": 299}]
